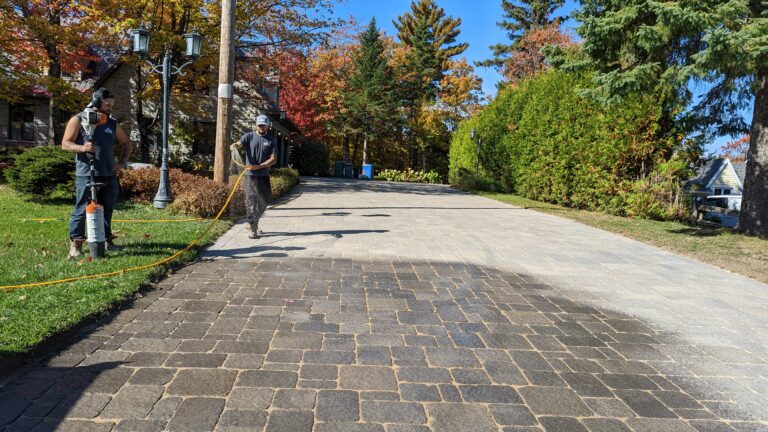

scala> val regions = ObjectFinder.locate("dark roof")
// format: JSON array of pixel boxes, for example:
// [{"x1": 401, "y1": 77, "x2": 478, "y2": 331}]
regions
[
  {"x1": 733, "y1": 162, "x2": 746, "y2": 183},
  {"x1": 688, "y1": 158, "x2": 725, "y2": 188}
]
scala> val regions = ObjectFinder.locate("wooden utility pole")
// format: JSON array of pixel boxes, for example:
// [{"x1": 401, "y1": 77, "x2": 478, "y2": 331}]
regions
[{"x1": 213, "y1": 0, "x2": 237, "y2": 183}]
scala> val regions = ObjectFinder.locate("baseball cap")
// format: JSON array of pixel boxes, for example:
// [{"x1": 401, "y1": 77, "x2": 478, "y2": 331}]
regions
[{"x1": 256, "y1": 115, "x2": 270, "y2": 126}]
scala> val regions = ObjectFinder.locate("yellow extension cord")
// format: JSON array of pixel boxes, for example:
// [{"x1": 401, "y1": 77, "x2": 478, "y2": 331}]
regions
[{"x1": 1, "y1": 160, "x2": 294, "y2": 292}]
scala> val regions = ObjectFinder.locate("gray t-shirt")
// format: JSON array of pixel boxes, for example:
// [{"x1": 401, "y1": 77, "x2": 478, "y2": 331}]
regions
[
  {"x1": 239, "y1": 131, "x2": 275, "y2": 177},
  {"x1": 75, "y1": 117, "x2": 117, "y2": 177}
]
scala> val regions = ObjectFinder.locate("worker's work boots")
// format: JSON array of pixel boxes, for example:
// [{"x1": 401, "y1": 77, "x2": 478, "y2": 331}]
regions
[{"x1": 68, "y1": 239, "x2": 84, "y2": 259}]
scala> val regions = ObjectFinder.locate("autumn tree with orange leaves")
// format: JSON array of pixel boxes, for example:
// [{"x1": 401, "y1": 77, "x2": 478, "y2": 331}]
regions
[
  {"x1": 720, "y1": 135, "x2": 749, "y2": 163},
  {"x1": 0, "y1": 0, "x2": 108, "y2": 144},
  {"x1": 502, "y1": 24, "x2": 574, "y2": 85}
]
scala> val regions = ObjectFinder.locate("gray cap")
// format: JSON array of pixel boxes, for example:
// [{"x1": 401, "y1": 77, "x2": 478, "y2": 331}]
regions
[{"x1": 256, "y1": 115, "x2": 270, "y2": 126}]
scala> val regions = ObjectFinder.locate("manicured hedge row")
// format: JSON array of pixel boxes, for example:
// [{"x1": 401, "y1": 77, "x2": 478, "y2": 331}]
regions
[{"x1": 449, "y1": 70, "x2": 691, "y2": 220}]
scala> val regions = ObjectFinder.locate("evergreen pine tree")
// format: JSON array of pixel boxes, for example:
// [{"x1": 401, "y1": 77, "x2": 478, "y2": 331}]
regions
[
  {"x1": 572, "y1": 0, "x2": 768, "y2": 236},
  {"x1": 342, "y1": 19, "x2": 399, "y2": 157},
  {"x1": 477, "y1": 0, "x2": 564, "y2": 70},
  {"x1": 394, "y1": 0, "x2": 468, "y2": 84}
]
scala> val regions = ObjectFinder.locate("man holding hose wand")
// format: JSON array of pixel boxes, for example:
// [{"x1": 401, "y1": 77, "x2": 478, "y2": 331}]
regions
[{"x1": 231, "y1": 114, "x2": 277, "y2": 239}]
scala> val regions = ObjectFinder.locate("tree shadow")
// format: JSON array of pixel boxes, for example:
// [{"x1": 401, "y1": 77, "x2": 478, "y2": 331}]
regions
[
  {"x1": 260, "y1": 229, "x2": 390, "y2": 238},
  {"x1": 667, "y1": 227, "x2": 728, "y2": 237},
  {"x1": 320, "y1": 212, "x2": 352, "y2": 217},
  {"x1": 203, "y1": 245, "x2": 306, "y2": 259}
]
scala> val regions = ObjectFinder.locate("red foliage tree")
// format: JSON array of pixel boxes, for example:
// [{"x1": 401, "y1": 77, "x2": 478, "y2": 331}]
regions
[
  {"x1": 503, "y1": 24, "x2": 575, "y2": 85},
  {"x1": 720, "y1": 135, "x2": 749, "y2": 163}
]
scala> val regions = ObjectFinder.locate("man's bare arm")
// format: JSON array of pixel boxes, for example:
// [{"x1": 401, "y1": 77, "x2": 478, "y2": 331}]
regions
[
  {"x1": 61, "y1": 117, "x2": 92, "y2": 153},
  {"x1": 250, "y1": 152, "x2": 277, "y2": 171},
  {"x1": 115, "y1": 124, "x2": 133, "y2": 165}
]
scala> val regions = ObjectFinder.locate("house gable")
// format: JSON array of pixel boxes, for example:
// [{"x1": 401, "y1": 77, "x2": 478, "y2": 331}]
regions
[{"x1": 705, "y1": 158, "x2": 743, "y2": 194}]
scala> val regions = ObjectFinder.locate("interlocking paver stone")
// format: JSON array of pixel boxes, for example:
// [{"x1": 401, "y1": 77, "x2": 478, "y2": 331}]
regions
[
  {"x1": 113, "y1": 419, "x2": 166, "y2": 432},
  {"x1": 615, "y1": 390, "x2": 677, "y2": 418},
  {"x1": 165, "y1": 397, "x2": 224, "y2": 432},
  {"x1": 167, "y1": 369, "x2": 237, "y2": 396},
  {"x1": 400, "y1": 383, "x2": 441, "y2": 401},
  {"x1": 519, "y1": 387, "x2": 592, "y2": 416},
  {"x1": 218, "y1": 409, "x2": 268, "y2": 430},
  {"x1": 273, "y1": 389, "x2": 316, "y2": 410},
  {"x1": 340, "y1": 366, "x2": 397, "y2": 390},
  {"x1": 460, "y1": 385, "x2": 522, "y2": 403},
  {"x1": 265, "y1": 410, "x2": 314, "y2": 432},
  {"x1": 317, "y1": 390, "x2": 359, "y2": 421},
  {"x1": 99, "y1": 385, "x2": 163, "y2": 419},
  {"x1": 425, "y1": 347, "x2": 480, "y2": 367},
  {"x1": 236, "y1": 370, "x2": 297, "y2": 388},
  {"x1": 361, "y1": 401, "x2": 426, "y2": 424},
  {"x1": 538, "y1": 416, "x2": 589, "y2": 432},
  {"x1": 315, "y1": 423, "x2": 385, "y2": 432},
  {"x1": 225, "y1": 388, "x2": 274, "y2": 410},
  {"x1": 427, "y1": 403, "x2": 497, "y2": 432}
]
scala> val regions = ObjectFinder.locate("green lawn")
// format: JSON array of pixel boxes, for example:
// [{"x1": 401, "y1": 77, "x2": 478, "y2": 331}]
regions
[
  {"x1": 480, "y1": 192, "x2": 768, "y2": 285},
  {"x1": 0, "y1": 185, "x2": 233, "y2": 356}
]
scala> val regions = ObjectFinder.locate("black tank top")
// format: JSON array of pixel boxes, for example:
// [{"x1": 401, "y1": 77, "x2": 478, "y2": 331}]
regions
[{"x1": 75, "y1": 117, "x2": 117, "y2": 177}]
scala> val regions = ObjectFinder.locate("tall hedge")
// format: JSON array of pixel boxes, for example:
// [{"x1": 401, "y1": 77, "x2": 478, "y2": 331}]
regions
[{"x1": 449, "y1": 70, "x2": 691, "y2": 220}]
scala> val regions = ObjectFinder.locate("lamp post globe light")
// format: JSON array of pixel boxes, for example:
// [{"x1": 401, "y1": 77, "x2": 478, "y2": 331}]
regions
[{"x1": 130, "y1": 26, "x2": 203, "y2": 208}]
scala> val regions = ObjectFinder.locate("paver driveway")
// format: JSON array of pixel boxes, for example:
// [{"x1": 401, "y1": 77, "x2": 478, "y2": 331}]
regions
[{"x1": 2, "y1": 177, "x2": 768, "y2": 432}]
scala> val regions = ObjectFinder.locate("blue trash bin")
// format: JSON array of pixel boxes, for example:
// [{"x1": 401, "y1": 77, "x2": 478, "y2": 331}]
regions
[{"x1": 362, "y1": 164, "x2": 374, "y2": 179}]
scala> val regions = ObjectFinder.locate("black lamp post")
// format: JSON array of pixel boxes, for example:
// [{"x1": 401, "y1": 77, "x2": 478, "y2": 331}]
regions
[
  {"x1": 470, "y1": 129, "x2": 482, "y2": 176},
  {"x1": 130, "y1": 25, "x2": 203, "y2": 208}
]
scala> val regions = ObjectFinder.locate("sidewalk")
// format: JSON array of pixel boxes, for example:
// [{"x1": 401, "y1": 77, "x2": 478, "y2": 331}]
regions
[{"x1": 1, "y1": 176, "x2": 767, "y2": 431}]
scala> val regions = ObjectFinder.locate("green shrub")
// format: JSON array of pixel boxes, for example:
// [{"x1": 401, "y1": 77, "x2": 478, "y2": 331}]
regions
[
  {"x1": 374, "y1": 168, "x2": 442, "y2": 184},
  {"x1": 297, "y1": 141, "x2": 329, "y2": 176},
  {"x1": 453, "y1": 169, "x2": 507, "y2": 193},
  {"x1": 4, "y1": 146, "x2": 75, "y2": 200},
  {"x1": 270, "y1": 168, "x2": 300, "y2": 198},
  {"x1": 0, "y1": 146, "x2": 25, "y2": 183}
]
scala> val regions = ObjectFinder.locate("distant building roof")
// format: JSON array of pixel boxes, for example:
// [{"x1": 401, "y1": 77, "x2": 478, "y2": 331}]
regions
[
  {"x1": 733, "y1": 162, "x2": 746, "y2": 184},
  {"x1": 687, "y1": 157, "x2": 746, "y2": 191},
  {"x1": 688, "y1": 158, "x2": 725, "y2": 189}
]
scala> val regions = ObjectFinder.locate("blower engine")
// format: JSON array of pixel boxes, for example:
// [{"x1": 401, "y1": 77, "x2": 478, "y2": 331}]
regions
[{"x1": 77, "y1": 107, "x2": 108, "y2": 258}]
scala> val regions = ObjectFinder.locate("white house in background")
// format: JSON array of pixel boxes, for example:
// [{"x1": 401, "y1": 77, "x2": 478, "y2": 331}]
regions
[
  {"x1": 688, "y1": 157, "x2": 746, "y2": 210},
  {"x1": 687, "y1": 157, "x2": 746, "y2": 227}
]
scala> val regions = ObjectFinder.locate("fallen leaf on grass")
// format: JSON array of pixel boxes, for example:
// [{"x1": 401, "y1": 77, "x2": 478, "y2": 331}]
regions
[
  {"x1": 143, "y1": 233, "x2": 151, "y2": 238},
  {"x1": 18, "y1": 295, "x2": 26, "y2": 301}
]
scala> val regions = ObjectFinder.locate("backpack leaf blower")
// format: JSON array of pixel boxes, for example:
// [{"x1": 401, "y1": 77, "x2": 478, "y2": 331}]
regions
[{"x1": 77, "y1": 107, "x2": 108, "y2": 258}]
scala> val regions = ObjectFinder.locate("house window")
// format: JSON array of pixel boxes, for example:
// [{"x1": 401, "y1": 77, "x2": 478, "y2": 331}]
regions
[
  {"x1": 9, "y1": 104, "x2": 35, "y2": 141},
  {"x1": 722, "y1": 189, "x2": 731, "y2": 195},
  {"x1": 714, "y1": 188, "x2": 722, "y2": 195}
]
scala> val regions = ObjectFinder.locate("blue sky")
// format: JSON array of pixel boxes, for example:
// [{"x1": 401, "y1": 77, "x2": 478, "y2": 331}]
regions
[{"x1": 331, "y1": 0, "x2": 748, "y2": 154}]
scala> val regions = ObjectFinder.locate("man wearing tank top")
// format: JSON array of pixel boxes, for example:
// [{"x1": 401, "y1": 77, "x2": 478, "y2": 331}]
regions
[{"x1": 61, "y1": 88, "x2": 133, "y2": 258}]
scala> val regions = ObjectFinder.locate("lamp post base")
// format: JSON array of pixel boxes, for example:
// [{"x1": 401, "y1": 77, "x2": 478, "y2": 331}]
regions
[{"x1": 153, "y1": 166, "x2": 173, "y2": 209}]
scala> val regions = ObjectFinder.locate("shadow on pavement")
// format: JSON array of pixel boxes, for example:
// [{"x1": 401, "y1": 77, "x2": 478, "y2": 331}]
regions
[{"x1": 1, "y1": 256, "x2": 766, "y2": 431}]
